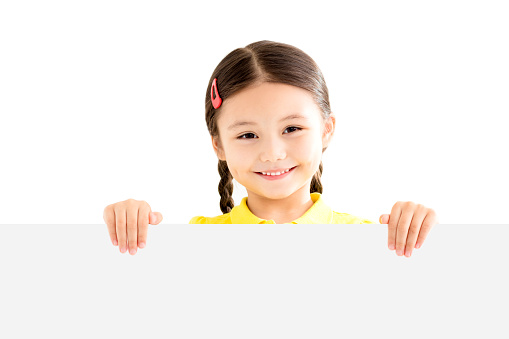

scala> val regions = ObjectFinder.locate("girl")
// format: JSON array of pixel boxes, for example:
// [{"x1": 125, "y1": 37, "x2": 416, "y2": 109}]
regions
[{"x1": 103, "y1": 40, "x2": 438, "y2": 257}]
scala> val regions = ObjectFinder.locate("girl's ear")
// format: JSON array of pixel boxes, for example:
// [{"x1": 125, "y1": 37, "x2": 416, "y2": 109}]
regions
[
  {"x1": 322, "y1": 112, "x2": 336, "y2": 148},
  {"x1": 211, "y1": 135, "x2": 226, "y2": 161}
]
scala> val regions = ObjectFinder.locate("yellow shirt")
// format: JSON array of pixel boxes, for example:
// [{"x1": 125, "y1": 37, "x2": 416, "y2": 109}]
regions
[{"x1": 189, "y1": 192, "x2": 376, "y2": 224}]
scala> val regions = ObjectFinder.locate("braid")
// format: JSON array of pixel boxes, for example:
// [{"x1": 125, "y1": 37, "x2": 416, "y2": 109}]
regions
[
  {"x1": 310, "y1": 160, "x2": 324, "y2": 194},
  {"x1": 218, "y1": 160, "x2": 235, "y2": 214}
]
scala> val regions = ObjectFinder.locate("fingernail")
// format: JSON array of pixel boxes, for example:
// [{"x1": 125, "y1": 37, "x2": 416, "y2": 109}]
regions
[
  {"x1": 405, "y1": 249, "x2": 412, "y2": 257},
  {"x1": 113, "y1": 240, "x2": 118, "y2": 246},
  {"x1": 130, "y1": 248, "x2": 137, "y2": 255},
  {"x1": 389, "y1": 244, "x2": 395, "y2": 250},
  {"x1": 139, "y1": 242, "x2": 145, "y2": 249},
  {"x1": 415, "y1": 243, "x2": 421, "y2": 249},
  {"x1": 120, "y1": 247, "x2": 126, "y2": 253},
  {"x1": 396, "y1": 249, "x2": 403, "y2": 256}
]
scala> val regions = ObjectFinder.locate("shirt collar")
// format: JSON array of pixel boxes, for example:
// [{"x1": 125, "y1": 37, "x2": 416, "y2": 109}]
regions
[{"x1": 230, "y1": 192, "x2": 333, "y2": 224}]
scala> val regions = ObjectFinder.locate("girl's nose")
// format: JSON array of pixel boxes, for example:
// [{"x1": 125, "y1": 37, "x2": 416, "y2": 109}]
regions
[{"x1": 259, "y1": 137, "x2": 287, "y2": 162}]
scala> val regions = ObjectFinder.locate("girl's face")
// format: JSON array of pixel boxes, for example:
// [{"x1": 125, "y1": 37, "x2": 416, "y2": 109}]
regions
[{"x1": 212, "y1": 82, "x2": 335, "y2": 200}]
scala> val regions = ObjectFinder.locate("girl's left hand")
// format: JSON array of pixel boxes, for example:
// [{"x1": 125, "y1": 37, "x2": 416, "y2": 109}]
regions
[{"x1": 379, "y1": 201, "x2": 438, "y2": 257}]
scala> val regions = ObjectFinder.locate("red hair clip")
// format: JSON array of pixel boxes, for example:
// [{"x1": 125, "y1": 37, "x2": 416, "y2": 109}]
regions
[{"x1": 211, "y1": 78, "x2": 222, "y2": 109}]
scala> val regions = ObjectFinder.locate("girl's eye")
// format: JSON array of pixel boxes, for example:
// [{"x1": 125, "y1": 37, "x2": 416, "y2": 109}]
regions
[
  {"x1": 237, "y1": 126, "x2": 302, "y2": 139},
  {"x1": 238, "y1": 133, "x2": 256, "y2": 139},
  {"x1": 284, "y1": 126, "x2": 301, "y2": 134}
]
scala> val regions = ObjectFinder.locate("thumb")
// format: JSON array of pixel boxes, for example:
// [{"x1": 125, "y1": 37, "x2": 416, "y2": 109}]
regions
[
  {"x1": 149, "y1": 212, "x2": 163, "y2": 225},
  {"x1": 379, "y1": 214, "x2": 390, "y2": 224}
]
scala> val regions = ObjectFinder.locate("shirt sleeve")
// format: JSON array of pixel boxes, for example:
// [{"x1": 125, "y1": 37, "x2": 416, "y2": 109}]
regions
[{"x1": 189, "y1": 216, "x2": 206, "y2": 224}]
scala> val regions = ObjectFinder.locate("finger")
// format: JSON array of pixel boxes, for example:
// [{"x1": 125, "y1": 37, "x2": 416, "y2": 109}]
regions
[
  {"x1": 395, "y1": 202, "x2": 416, "y2": 256},
  {"x1": 138, "y1": 202, "x2": 150, "y2": 249},
  {"x1": 379, "y1": 214, "x2": 389, "y2": 224},
  {"x1": 404, "y1": 205, "x2": 427, "y2": 257},
  {"x1": 151, "y1": 212, "x2": 163, "y2": 225},
  {"x1": 126, "y1": 200, "x2": 139, "y2": 255},
  {"x1": 415, "y1": 209, "x2": 438, "y2": 249},
  {"x1": 103, "y1": 205, "x2": 118, "y2": 246},
  {"x1": 387, "y1": 204, "x2": 402, "y2": 251},
  {"x1": 115, "y1": 205, "x2": 127, "y2": 254}
]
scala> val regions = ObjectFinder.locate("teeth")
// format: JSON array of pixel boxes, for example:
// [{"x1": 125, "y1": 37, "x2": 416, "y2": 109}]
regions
[{"x1": 261, "y1": 168, "x2": 291, "y2": 176}]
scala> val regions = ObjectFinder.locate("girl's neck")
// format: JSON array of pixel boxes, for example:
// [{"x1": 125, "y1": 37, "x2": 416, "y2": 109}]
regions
[{"x1": 245, "y1": 184, "x2": 314, "y2": 223}]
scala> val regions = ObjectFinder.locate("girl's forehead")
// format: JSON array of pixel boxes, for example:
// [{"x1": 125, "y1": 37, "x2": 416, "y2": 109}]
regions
[
  {"x1": 219, "y1": 83, "x2": 320, "y2": 124},
  {"x1": 226, "y1": 82, "x2": 314, "y2": 107}
]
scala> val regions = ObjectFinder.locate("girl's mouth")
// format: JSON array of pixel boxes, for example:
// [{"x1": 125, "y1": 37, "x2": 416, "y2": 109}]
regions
[{"x1": 255, "y1": 166, "x2": 296, "y2": 180}]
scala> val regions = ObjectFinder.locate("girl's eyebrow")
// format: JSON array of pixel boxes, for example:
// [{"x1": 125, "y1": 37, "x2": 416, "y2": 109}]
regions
[{"x1": 227, "y1": 114, "x2": 309, "y2": 131}]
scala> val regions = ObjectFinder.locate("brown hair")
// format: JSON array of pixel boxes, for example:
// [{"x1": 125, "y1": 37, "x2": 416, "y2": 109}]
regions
[{"x1": 205, "y1": 40, "x2": 332, "y2": 214}]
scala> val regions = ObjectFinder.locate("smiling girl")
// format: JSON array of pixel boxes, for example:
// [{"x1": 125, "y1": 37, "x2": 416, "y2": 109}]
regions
[{"x1": 103, "y1": 40, "x2": 438, "y2": 257}]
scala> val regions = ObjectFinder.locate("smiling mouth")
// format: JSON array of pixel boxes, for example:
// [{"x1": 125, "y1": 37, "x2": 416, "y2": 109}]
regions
[{"x1": 256, "y1": 166, "x2": 297, "y2": 176}]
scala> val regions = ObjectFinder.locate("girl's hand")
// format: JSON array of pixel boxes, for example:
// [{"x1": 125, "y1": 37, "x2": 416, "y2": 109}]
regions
[
  {"x1": 379, "y1": 201, "x2": 438, "y2": 257},
  {"x1": 103, "y1": 199, "x2": 163, "y2": 255}
]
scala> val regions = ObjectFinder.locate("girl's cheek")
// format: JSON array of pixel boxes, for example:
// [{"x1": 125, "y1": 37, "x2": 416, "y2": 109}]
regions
[{"x1": 294, "y1": 137, "x2": 316, "y2": 154}]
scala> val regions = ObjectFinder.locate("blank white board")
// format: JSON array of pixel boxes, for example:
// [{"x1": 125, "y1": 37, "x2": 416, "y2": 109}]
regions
[{"x1": 0, "y1": 224, "x2": 507, "y2": 338}]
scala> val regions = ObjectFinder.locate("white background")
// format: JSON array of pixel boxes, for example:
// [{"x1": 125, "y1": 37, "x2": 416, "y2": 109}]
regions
[
  {"x1": 0, "y1": 0, "x2": 508, "y2": 224},
  {"x1": 1, "y1": 224, "x2": 508, "y2": 338}
]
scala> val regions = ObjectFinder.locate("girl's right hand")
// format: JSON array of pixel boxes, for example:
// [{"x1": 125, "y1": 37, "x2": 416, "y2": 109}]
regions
[{"x1": 103, "y1": 199, "x2": 163, "y2": 255}]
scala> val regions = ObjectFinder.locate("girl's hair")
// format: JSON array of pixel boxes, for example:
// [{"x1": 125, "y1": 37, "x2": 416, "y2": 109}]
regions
[{"x1": 205, "y1": 40, "x2": 332, "y2": 214}]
